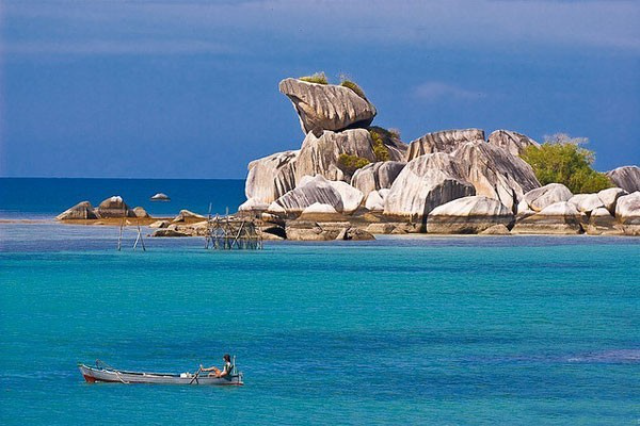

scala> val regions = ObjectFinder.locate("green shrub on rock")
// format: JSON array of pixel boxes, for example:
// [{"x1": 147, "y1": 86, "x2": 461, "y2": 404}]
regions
[
  {"x1": 299, "y1": 72, "x2": 329, "y2": 85},
  {"x1": 521, "y1": 133, "x2": 612, "y2": 194},
  {"x1": 339, "y1": 79, "x2": 367, "y2": 99},
  {"x1": 368, "y1": 127, "x2": 399, "y2": 162},
  {"x1": 338, "y1": 154, "x2": 371, "y2": 174},
  {"x1": 369, "y1": 130, "x2": 390, "y2": 162}
]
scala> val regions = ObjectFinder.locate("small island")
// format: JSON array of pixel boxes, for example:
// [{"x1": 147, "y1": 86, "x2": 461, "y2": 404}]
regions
[{"x1": 56, "y1": 73, "x2": 640, "y2": 240}]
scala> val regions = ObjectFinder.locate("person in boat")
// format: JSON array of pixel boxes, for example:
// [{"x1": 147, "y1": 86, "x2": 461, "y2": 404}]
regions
[{"x1": 200, "y1": 354, "x2": 233, "y2": 378}]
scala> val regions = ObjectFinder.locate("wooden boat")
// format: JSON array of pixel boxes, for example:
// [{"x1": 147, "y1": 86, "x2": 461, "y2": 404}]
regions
[{"x1": 78, "y1": 360, "x2": 243, "y2": 386}]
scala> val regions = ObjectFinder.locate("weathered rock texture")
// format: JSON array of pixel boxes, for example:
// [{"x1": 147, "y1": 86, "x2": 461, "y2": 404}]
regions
[
  {"x1": 152, "y1": 229, "x2": 190, "y2": 237},
  {"x1": 406, "y1": 129, "x2": 485, "y2": 161},
  {"x1": 238, "y1": 198, "x2": 270, "y2": 212},
  {"x1": 586, "y1": 207, "x2": 623, "y2": 235},
  {"x1": 269, "y1": 175, "x2": 364, "y2": 215},
  {"x1": 295, "y1": 129, "x2": 404, "y2": 183},
  {"x1": 56, "y1": 201, "x2": 99, "y2": 220},
  {"x1": 132, "y1": 207, "x2": 150, "y2": 218},
  {"x1": 568, "y1": 193, "x2": 605, "y2": 214},
  {"x1": 426, "y1": 196, "x2": 514, "y2": 234},
  {"x1": 364, "y1": 190, "x2": 385, "y2": 212},
  {"x1": 172, "y1": 210, "x2": 206, "y2": 223},
  {"x1": 149, "y1": 220, "x2": 169, "y2": 229},
  {"x1": 615, "y1": 192, "x2": 640, "y2": 235},
  {"x1": 285, "y1": 222, "x2": 342, "y2": 241},
  {"x1": 597, "y1": 187, "x2": 627, "y2": 214},
  {"x1": 487, "y1": 130, "x2": 540, "y2": 157},
  {"x1": 607, "y1": 166, "x2": 640, "y2": 193},
  {"x1": 384, "y1": 153, "x2": 475, "y2": 219},
  {"x1": 452, "y1": 141, "x2": 540, "y2": 212},
  {"x1": 279, "y1": 78, "x2": 377, "y2": 134},
  {"x1": 351, "y1": 161, "x2": 406, "y2": 196},
  {"x1": 479, "y1": 224, "x2": 511, "y2": 235},
  {"x1": 522, "y1": 183, "x2": 573, "y2": 213},
  {"x1": 97, "y1": 196, "x2": 135, "y2": 218},
  {"x1": 512, "y1": 201, "x2": 583, "y2": 234},
  {"x1": 245, "y1": 150, "x2": 299, "y2": 204}
]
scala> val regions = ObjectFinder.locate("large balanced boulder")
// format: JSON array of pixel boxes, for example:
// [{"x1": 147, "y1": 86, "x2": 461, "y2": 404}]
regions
[
  {"x1": 97, "y1": 196, "x2": 135, "y2": 218},
  {"x1": 521, "y1": 183, "x2": 573, "y2": 213},
  {"x1": 384, "y1": 153, "x2": 475, "y2": 219},
  {"x1": 245, "y1": 150, "x2": 299, "y2": 204},
  {"x1": 406, "y1": 129, "x2": 484, "y2": 161},
  {"x1": 452, "y1": 141, "x2": 540, "y2": 212},
  {"x1": 295, "y1": 129, "x2": 405, "y2": 183},
  {"x1": 56, "y1": 201, "x2": 99, "y2": 220},
  {"x1": 268, "y1": 175, "x2": 364, "y2": 215},
  {"x1": 426, "y1": 196, "x2": 514, "y2": 234},
  {"x1": 279, "y1": 78, "x2": 377, "y2": 135},
  {"x1": 615, "y1": 192, "x2": 640, "y2": 235},
  {"x1": 487, "y1": 130, "x2": 540, "y2": 157},
  {"x1": 351, "y1": 161, "x2": 405, "y2": 196},
  {"x1": 512, "y1": 201, "x2": 582, "y2": 234},
  {"x1": 606, "y1": 166, "x2": 640, "y2": 193}
]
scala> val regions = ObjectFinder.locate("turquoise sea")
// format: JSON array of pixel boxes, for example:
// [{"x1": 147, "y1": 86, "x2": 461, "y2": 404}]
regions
[{"x1": 1, "y1": 179, "x2": 639, "y2": 425}]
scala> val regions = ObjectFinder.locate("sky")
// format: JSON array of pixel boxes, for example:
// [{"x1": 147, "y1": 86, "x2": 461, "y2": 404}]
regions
[{"x1": 1, "y1": 0, "x2": 639, "y2": 179}]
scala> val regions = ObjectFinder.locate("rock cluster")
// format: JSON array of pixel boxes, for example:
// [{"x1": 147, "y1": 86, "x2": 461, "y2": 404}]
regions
[
  {"x1": 512, "y1": 184, "x2": 633, "y2": 235},
  {"x1": 57, "y1": 196, "x2": 148, "y2": 221},
  {"x1": 237, "y1": 75, "x2": 639, "y2": 239}
]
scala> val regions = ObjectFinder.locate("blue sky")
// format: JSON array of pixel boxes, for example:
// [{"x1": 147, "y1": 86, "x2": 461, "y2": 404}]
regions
[{"x1": 1, "y1": 0, "x2": 639, "y2": 178}]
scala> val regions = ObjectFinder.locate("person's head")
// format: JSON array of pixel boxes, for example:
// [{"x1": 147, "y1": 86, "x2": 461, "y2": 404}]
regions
[{"x1": 223, "y1": 354, "x2": 231, "y2": 363}]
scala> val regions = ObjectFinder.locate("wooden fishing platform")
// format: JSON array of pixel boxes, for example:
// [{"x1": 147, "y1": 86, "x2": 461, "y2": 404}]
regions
[{"x1": 204, "y1": 213, "x2": 263, "y2": 250}]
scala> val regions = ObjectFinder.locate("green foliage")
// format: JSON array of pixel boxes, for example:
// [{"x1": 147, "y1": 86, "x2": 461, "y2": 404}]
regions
[
  {"x1": 338, "y1": 153, "x2": 370, "y2": 174},
  {"x1": 339, "y1": 78, "x2": 367, "y2": 99},
  {"x1": 299, "y1": 72, "x2": 328, "y2": 84},
  {"x1": 369, "y1": 129, "x2": 390, "y2": 162},
  {"x1": 521, "y1": 133, "x2": 612, "y2": 194}
]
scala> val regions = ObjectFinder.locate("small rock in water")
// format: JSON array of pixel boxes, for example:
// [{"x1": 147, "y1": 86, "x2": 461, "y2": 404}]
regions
[
  {"x1": 151, "y1": 193, "x2": 170, "y2": 201},
  {"x1": 152, "y1": 229, "x2": 190, "y2": 237},
  {"x1": 172, "y1": 210, "x2": 206, "y2": 223},
  {"x1": 97, "y1": 196, "x2": 136, "y2": 218},
  {"x1": 56, "y1": 201, "x2": 99, "y2": 220},
  {"x1": 132, "y1": 206, "x2": 150, "y2": 218}
]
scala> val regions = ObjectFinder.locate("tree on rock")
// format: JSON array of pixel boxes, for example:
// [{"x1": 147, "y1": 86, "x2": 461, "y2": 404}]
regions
[{"x1": 521, "y1": 133, "x2": 611, "y2": 194}]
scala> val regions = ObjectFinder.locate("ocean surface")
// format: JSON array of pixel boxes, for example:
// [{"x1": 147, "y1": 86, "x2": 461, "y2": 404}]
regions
[
  {"x1": 0, "y1": 178, "x2": 246, "y2": 219},
  {"x1": 1, "y1": 178, "x2": 639, "y2": 425}
]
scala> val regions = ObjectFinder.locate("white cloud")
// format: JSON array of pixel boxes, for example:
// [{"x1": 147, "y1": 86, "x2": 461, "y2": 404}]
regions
[{"x1": 413, "y1": 82, "x2": 486, "y2": 102}]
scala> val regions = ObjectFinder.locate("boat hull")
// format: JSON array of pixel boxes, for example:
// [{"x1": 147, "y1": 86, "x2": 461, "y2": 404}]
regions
[{"x1": 79, "y1": 364, "x2": 243, "y2": 386}]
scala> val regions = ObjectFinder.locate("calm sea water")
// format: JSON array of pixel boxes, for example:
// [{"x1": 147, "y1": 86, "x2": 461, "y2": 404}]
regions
[
  {"x1": 0, "y1": 178, "x2": 246, "y2": 219},
  {"x1": 1, "y1": 179, "x2": 639, "y2": 425}
]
